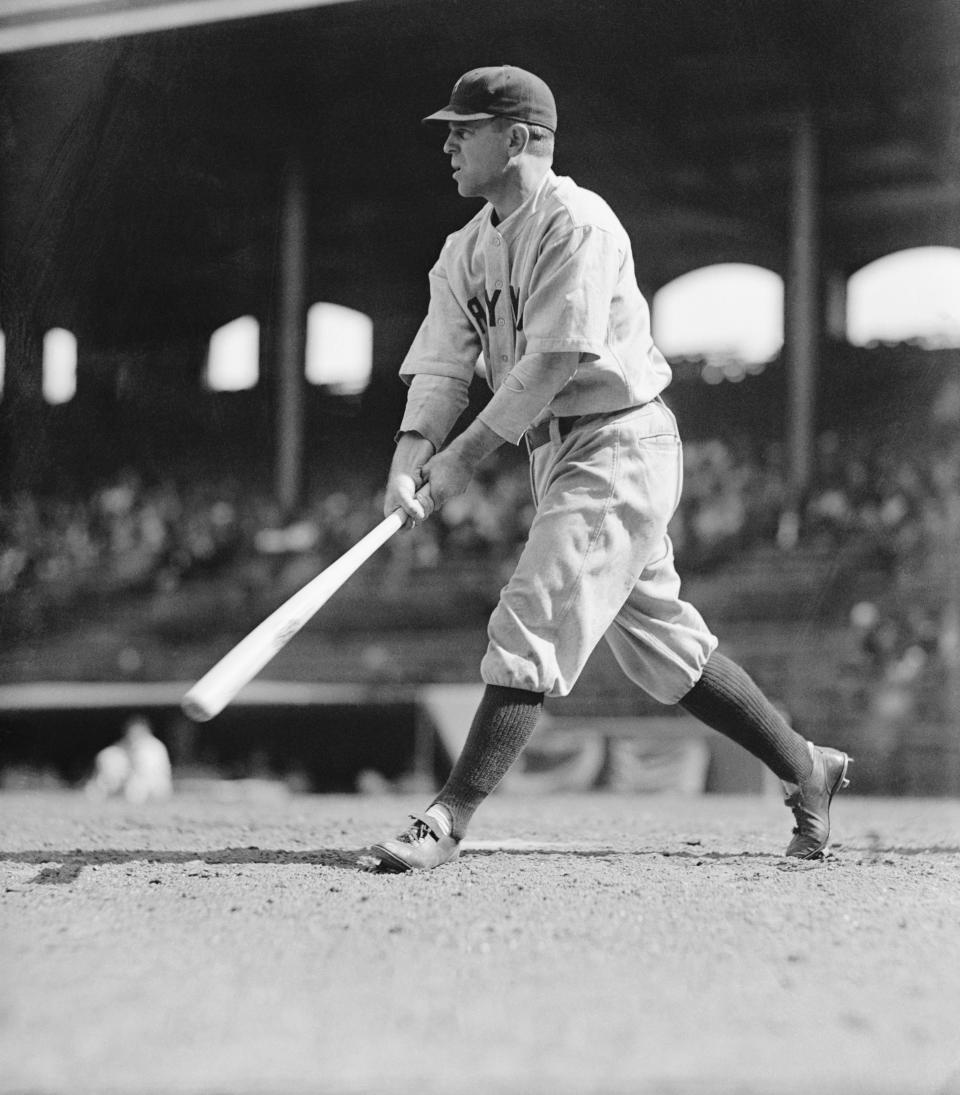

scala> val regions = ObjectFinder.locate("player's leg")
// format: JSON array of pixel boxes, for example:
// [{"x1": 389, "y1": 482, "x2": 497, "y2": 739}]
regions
[
  {"x1": 607, "y1": 563, "x2": 852, "y2": 857},
  {"x1": 605, "y1": 532, "x2": 851, "y2": 858},
  {"x1": 677, "y1": 651, "x2": 851, "y2": 857},
  {"x1": 677, "y1": 651, "x2": 812, "y2": 782},
  {"x1": 435, "y1": 405, "x2": 700, "y2": 823},
  {"x1": 366, "y1": 684, "x2": 543, "y2": 872},
  {"x1": 431, "y1": 684, "x2": 544, "y2": 837},
  {"x1": 365, "y1": 403, "x2": 686, "y2": 872},
  {"x1": 595, "y1": 401, "x2": 851, "y2": 858}
]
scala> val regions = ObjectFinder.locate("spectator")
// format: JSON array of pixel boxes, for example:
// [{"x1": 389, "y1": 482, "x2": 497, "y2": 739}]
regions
[{"x1": 86, "y1": 716, "x2": 172, "y2": 803}]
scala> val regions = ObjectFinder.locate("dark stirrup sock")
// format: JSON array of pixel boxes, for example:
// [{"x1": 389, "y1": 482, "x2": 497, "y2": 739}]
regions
[
  {"x1": 434, "y1": 684, "x2": 544, "y2": 839},
  {"x1": 678, "y1": 652, "x2": 813, "y2": 783}
]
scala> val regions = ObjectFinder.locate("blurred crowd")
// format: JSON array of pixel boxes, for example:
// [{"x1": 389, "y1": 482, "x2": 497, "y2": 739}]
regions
[
  {"x1": 3, "y1": 381, "x2": 959, "y2": 796},
  {"x1": 2, "y1": 382, "x2": 959, "y2": 632},
  {"x1": 0, "y1": 451, "x2": 536, "y2": 616},
  {"x1": 0, "y1": 470, "x2": 252, "y2": 605}
]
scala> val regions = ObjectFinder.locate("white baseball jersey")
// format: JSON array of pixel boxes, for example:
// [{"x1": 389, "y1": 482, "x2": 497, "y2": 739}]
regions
[
  {"x1": 399, "y1": 171, "x2": 672, "y2": 447},
  {"x1": 396, "y1": 169, "x2": 716, "y2": 701}
]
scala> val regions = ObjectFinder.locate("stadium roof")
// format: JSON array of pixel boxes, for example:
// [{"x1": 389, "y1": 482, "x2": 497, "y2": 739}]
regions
[{"x1": 2, "y1": 0, "x2": 959, "y2": 351}]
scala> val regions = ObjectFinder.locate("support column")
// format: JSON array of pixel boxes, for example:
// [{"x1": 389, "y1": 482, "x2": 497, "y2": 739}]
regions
[
  {"x1": 0, "y1": 315, "x2": 45, "y2": 495},
  {"x1": 824, "y1": 269, "x2": 848, "y2": 342},
  {"x1": 274, "y1": 153, "x2": 308, "y2": 518},
  {"x1": 784, "y1": 107, "x2": 821, "y2": 513},
  {"x1": 942, "y1": 494, "x2": 960, "y2": 794}
]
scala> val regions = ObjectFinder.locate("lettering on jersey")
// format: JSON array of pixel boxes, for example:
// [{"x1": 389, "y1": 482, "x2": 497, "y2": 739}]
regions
[
  {"x1": 509, "y1": 286, "x2": 524, "y2": 332},
  {"x1": 465, "y1": 287, "x2": 524, "y2": 332},
  {"x1": 466, "y1": 297, "x2": 487, "y2": 330}
]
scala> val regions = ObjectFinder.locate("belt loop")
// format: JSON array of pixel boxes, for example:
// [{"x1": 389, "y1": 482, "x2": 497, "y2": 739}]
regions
[{"x1": 549, "y1": 418, "x2": 561, "y2": 445}]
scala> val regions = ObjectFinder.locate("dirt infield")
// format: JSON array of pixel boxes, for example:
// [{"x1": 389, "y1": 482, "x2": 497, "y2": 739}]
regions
[{"x1": 2, "y1": 788, "x2": 959, "y2": 1095}]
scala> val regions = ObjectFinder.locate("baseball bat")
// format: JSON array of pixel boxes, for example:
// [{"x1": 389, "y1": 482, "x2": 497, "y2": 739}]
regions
[{"x1": 181, "y1": 506, "x2": 411, "y2": 722}]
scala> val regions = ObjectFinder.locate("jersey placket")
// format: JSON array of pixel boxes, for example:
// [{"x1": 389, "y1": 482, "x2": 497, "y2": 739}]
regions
[{"x1": 486, "y1": 228, "x2": 515, "y2": 389}]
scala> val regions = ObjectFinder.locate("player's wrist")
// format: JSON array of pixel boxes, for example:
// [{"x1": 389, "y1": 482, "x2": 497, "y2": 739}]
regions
[
  {"x1": 392, "y1": 432, "x2": 435, "y2": 475},
  {"x1": 446, "y1": 420, "x2": 503, "y2": 467},
  {"x1": 396, "y1": 429, "x2": 435, "y2": 450}
]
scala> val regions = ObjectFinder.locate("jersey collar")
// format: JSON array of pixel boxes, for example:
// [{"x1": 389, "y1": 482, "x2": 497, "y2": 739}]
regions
[{"x1": 486, "y1": 171, "x2": 559, "y2": 244}]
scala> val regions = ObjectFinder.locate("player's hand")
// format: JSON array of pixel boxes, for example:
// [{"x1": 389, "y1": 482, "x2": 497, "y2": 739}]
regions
[
  {"x1": 384, "y1": 432, "x2": 435, "y2": 527},
  {"x1": 386, "y1": 471, "x2": 434, "y2": 527},
  {"x1": 420, "y1": 419, "x2": 504, "y2": 509},
  {"x1": 420, "y1": 447, "x2": 476, "y2": 508}
]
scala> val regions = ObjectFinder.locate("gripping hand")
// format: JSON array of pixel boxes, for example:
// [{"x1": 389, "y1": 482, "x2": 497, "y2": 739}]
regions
[{"x1": 385, "y1": 432, "x2": 436, "y2": 527}]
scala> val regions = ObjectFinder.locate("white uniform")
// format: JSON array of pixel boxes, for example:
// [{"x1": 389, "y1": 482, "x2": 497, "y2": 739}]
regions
[
  {"x1": 399, "y1": 171, "x2": 717, "y2": 703},
  {"x1": 86, "y1": 718, "x2": 172, "y2": 803}
]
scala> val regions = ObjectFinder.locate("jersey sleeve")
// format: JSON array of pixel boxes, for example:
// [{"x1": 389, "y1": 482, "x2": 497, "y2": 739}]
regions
[
  {"x1": 400, "y1": 253, "x2": 481, "y2": 386},
  {"x1": 521, "y1": 223, "x2": 621, "y2": 359},
  {"x1": 397, "y1": 373, "x2": 471, "y2": 450},
  {"x1": 478, "y1": 352, "x2": 581, "y2": 445},
  {"x1": 396, "y1": 244, "x2": 482, "y2": 449}
]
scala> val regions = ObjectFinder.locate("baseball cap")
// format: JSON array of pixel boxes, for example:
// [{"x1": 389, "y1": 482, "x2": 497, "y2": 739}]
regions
[{"x1": 422, "y1": 66, "x2": 557, "y2": 132}]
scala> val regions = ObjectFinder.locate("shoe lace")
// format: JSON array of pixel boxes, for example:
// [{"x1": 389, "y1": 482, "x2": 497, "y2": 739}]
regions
[{"x1": 397, "y1": 815, "x2": 438, "y2": 846}]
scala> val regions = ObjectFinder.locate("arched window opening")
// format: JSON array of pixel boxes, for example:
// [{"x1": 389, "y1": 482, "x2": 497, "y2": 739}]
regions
[
  {"x1": 205, "y1": 315, "x2": 259, "y2": 390},
  {"x1": 652, "y1": 264, "x2": 783, "y2": 384},
  {"x1": 847, "y1": 247, "x2": 960, "y2": 349},
  {"x1": 43, "y1": 327, "x2": 77, "y2": 404},
  {"x1": 305, "y1": 303, "x2": 372, "y2": 395}
]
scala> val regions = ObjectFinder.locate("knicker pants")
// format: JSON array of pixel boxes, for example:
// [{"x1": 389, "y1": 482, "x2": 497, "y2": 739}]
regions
[{"x1": 481, "y1": 399, "x2": 718, "y2": 704}]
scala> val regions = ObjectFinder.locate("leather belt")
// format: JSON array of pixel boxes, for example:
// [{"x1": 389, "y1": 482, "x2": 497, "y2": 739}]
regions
[{"x1": 524, "y1": 416, "x2": 578, "y2": 454}]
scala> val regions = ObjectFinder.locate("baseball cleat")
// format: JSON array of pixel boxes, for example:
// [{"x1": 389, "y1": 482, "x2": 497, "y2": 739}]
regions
[
  {"x1": 783, "y1": 743, "x2": 852, "y2": 859},
  {"x1": 361, "y1": 812, "x2": 461, "y2": 873}
]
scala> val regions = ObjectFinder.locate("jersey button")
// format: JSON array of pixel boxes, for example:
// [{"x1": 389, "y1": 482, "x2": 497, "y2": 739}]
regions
[
  {"x1": 495, "y1": 280, "x2": 503, "y2": 289},
  {"x1": 497, "y1": 318, "x2": 505, "y2": 327}
]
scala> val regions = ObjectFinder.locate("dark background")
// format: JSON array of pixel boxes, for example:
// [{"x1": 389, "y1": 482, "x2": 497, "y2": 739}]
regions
[{"x1": 1, "y1": 0, "x2": 958, "y2": 794}]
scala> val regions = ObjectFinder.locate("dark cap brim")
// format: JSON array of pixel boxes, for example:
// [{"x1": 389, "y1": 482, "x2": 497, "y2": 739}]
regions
[{"x1": 421, "y1": 108, "x2": 497, "y2": 125}]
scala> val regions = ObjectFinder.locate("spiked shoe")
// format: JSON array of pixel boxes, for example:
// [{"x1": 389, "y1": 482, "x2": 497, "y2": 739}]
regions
[
  {"x1": 361, "y1": 812, "x2": 461, "y2": 873},
  {"x1": 783, "y1": 743, "x2": 852, "y2": 859}
]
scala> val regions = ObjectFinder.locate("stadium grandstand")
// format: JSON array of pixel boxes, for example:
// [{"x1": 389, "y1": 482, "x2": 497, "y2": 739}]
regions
[{"x1": 1, "y1": 0, "x2": 959, "y2": 797}]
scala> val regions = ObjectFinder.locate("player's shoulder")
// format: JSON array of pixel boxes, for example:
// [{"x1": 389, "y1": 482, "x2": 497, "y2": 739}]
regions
[
  {"x1": 440, "y1": 205, "x2": 490, "y2": 252},
  {"x1": 546, "y1": 175, "x2": 625, "y2": 235}
]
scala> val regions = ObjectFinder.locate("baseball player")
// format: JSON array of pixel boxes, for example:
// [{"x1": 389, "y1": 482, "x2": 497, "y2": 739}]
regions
[
  {"x1": 86, "y1": 716, "x2": 172, "y2": 803},
  {"x1": 364, "y1": 66, "x2": 851, "y2": 872}
]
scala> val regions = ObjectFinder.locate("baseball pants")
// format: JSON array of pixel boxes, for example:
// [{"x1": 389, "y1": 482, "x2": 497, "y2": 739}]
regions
[{"x1": 481, "y1": 398, "x2": 718, "y2": 703}]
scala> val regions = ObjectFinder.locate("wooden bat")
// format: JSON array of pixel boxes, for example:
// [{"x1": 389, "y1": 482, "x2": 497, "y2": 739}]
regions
[{"x1": 181, "y1": 507, "x2": 410, "y2": 722}]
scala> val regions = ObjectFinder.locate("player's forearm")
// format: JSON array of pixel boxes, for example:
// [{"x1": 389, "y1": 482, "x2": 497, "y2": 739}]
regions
[
  {"x1": 390, "y1": 431, "x2": 435, "y2": 478},
  {"x1": 443, "y1": 418, "x2": 504, "y2": 467},
  {"x1": 478, "y1": 351, "x2": 580, "y2": 444}
]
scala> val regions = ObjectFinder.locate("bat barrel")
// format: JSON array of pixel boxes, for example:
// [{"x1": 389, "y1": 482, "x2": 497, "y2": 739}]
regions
[{"x1": 179, "y1": 509, "x2": 407, "y2": 722}]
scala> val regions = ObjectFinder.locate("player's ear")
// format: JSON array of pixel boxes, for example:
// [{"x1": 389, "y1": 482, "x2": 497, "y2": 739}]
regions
[{"x1": 506, "y1": 122, "x2": 530, "y2": 156}]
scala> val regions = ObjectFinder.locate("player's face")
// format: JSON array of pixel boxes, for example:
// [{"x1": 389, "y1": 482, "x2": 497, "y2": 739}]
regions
[{"x1": 442, "y1": 120, "x2": 510, "y2": 200}]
